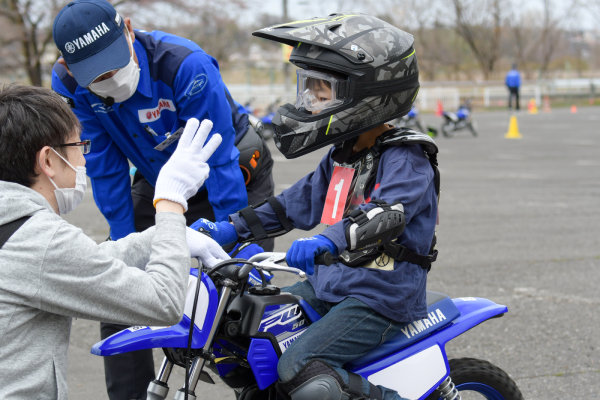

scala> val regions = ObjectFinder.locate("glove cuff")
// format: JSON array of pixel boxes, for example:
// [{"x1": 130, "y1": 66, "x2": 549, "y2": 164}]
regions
[
  {"x1": 153, "y1": 193, "x2": 189, "y2": 211},
  {"x1": 315, "y1": 234, "x2": 338, "y2": 256},
  {"x1": 216, "y1": 221, "x2": 238, "y2": 246}
]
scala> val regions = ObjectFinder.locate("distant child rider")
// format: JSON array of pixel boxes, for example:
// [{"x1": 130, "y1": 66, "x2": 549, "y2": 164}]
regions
[
  {"x1": 51, "y1": 1, "x2": 273, "y2": 396},
  {"x1": 0, "y1": 84, "x2": 228, "y2": 399},
  {"x1": 193, "y1": 14, "x2": 440, "y2": 400}
]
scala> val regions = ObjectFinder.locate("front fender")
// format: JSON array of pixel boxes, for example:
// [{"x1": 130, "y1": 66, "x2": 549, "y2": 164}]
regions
[{"x1": 91, "y1": 270, "x2": 219, "y2": 356}]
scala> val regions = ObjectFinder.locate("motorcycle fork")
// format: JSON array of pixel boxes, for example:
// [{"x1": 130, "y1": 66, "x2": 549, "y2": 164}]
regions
[
  {"x1": 147, "y1": 357, "x2": 174, "y2": 400},
  {"x1": 173, "y1": 282, "x2": 235, "y2": 400}
]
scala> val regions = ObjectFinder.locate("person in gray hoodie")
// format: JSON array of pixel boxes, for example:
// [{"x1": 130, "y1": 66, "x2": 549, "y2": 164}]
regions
[{"x1": 0, "y1": 84, "x2": 229, "y2": 399}]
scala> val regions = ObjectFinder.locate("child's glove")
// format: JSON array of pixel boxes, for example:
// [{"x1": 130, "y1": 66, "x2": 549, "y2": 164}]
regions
[
  {"x1": 286, "y1": 235, "x2": 337, "y2": 275},
  {"x1": 190, "y1": 217, "x2": 238, "y2": 247}
]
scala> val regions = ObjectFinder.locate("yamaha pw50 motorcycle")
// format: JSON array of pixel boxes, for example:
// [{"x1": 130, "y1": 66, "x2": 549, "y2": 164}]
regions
[
  {"x1": 394, "y1": 107, "x2": 425, "y2": 133},
  {"x1": 441, "y1": 101, "x2": 478, "y2": 138},
  {"x1": 92, "y1": 253, "x2": 523, "y2": 400}
]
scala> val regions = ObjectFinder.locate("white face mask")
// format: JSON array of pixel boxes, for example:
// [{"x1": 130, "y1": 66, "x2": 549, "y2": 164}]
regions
[
  {"x1": 88, "y1": 34, "x2": 140, "y2": 103},
  {"x1": 48, "y1": 148, "x2": 87, "y2": 215}
]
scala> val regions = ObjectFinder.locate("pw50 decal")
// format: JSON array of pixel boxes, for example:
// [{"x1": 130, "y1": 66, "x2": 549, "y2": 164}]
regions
[{"x1": 259, "y1": 304, "x2": 308, "y2": 352}]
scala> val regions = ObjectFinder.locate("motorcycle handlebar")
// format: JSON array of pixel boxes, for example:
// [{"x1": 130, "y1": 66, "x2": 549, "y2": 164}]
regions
[{"x1": 314, "y1": 251, "x2": 337, "y2": 266}]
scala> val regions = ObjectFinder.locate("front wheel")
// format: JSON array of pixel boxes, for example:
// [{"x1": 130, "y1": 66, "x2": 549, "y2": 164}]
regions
[
  {"x1": 468, "y1": 121, "x2": 479, "y2": 137},
  {"x1": 441, "y1": 123, "x2": 453, "y2": 137},
  {"x1": 426, "y1": 358, "x2": 523, "y2": 400}
]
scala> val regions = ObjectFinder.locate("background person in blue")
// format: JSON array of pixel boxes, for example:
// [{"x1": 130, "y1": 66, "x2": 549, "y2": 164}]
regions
[
  {"x1": 50, "y1": 1, "x2": 273, "y2": 398},
  {"x1": 196, "y1": 14, "x2": 439, "y2": 400},
  {"x1": 505, "y1": 63, "x2": 522, "y2": 111}
]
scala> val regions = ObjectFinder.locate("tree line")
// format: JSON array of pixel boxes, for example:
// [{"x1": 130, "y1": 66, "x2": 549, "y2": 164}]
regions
[{"x1": 1, "y1": 0, "x2": 599, "y2": 86}]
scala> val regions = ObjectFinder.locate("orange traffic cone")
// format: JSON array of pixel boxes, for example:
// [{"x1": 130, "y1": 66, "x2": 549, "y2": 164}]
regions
[
  {"x1": 542, "y1": 96, "x2": 551, "y2": 113},
  {"x1": 570, "y1": 104, "x2": 578, "y2": 113},
  {"x1": 505, "y1": 115, "x2": 522, "y2": 139},
  {"x1": 527, "y1": 99, "x2": 538, "y2": 114},
  {"x1": 436, "y1": 100, "x2": 443, "y2": 116}
]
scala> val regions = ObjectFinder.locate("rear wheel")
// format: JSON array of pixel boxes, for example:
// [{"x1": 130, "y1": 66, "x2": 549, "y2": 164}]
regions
[{"x1": 426, "y1": 358, "x2": 523, "y2": 400}]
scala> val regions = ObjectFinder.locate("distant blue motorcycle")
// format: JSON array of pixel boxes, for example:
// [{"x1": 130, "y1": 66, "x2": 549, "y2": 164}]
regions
[
  {"x1": 92, "y1": 252, "x2": 523, "y2": 400},
  {"x1": 441, "y1": 100, "x2": 478, "y2": 137},
  {"x1": 396, "y1": 106, "x2": 425, "y2": 133}
]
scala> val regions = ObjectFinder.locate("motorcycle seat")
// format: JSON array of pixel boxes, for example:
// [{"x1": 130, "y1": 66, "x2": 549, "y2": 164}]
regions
[{"x1": 346, "y1": 291, "x2": 460, "y2": 369}]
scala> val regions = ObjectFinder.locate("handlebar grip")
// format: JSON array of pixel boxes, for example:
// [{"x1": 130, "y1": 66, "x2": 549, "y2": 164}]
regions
[{"x1": 315, "y1": 252, "x2": 336, "y2": 266}]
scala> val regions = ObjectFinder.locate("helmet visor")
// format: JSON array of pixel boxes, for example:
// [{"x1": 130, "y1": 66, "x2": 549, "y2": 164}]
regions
[{"x1": 295, "y1": 69, "x2": 345, "y2": 113}]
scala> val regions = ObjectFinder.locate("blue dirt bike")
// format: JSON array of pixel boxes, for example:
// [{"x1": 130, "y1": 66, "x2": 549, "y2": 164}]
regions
[
  {"x1": 395, "y1": 106, "x2": 425, "y2": 133},
  {"x1": 91, "y1": 253, "x2": 523, "y2": 400},
  {"x1": 441, "y1": 101, "x2": 478, "y2": 138}
]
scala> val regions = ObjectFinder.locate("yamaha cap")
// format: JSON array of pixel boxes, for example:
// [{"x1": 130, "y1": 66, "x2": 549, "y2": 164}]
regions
[{"x1": 53, "y1": 0, "x2": 130, "y2": 87}]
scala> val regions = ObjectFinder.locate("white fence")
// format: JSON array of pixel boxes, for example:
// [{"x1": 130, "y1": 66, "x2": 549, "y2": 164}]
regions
[{"x1": 228, "y1": 78, "x2": 600, "y2": 113}]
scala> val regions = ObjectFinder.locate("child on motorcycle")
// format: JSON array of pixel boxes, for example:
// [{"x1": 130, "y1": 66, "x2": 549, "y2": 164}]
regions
[{"x1": 193, "y1": 14, "x2": 439, "y2": 400}]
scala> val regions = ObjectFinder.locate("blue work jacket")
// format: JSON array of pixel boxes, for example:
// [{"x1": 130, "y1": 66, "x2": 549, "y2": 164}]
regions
[
  {"x1": 52, "y1": 30, "x2": 248, "y2": 239},
  {"x1": 505, "y1": 69, "x2": 521, "y2": 88}
]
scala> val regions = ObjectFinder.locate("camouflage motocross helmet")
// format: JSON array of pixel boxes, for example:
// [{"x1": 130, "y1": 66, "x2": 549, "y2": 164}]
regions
[{"x1": 252, "y1": 13, "x2": 419, "y2": 159}]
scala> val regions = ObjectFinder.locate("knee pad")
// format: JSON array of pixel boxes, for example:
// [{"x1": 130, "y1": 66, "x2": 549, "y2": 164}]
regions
[{"x1": 277, "y1": 360, "x2": 382, "y2": 400}]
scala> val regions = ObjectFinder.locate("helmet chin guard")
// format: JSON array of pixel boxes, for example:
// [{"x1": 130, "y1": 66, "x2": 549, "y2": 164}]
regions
[{"x1": 253, "y1": 14, "x2": 420, "y2": 159}]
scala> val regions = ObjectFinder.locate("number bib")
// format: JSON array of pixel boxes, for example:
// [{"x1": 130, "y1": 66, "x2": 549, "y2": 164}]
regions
[{"x1": 320, "y1": 166, "x2": 355, "y2": 225}]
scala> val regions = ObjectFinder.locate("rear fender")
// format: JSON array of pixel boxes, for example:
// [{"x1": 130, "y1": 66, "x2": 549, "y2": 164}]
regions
[
  {"x1": 352, "y1": 297, "x2": 507, "y2": 400},
  {"x1": 91, "y1": 270, "x2": 219, "y2": 356}
]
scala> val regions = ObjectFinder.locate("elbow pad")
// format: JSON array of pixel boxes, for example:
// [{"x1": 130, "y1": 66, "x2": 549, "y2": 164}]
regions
[{"x1": 345, "y1": 202, "x2": 406, "y2": 251}]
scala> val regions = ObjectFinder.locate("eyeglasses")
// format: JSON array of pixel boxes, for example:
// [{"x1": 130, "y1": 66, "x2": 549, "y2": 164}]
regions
[{"x1": 55, "y1": 139, "x2": 91, "y2": 155}]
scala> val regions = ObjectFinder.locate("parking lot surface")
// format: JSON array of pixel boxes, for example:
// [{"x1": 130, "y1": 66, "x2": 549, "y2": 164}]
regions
[{"x1": 65, "y1": 106, "x2": 600, "y2": 399}]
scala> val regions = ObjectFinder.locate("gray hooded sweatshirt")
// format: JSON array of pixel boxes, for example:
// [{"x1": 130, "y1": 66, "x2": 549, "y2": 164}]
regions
[{"x1": 0, "y1": 181, "x2": 190, "y2": 399}]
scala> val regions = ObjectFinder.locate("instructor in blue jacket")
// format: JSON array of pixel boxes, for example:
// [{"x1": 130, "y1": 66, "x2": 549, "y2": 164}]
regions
[{"x1": 51, "y1": 1, "x2": 273, "y2": 398}]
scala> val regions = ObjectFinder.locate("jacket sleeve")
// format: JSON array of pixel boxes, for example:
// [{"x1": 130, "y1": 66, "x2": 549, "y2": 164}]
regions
[
  {"x1": 230, "y1": 150, "x2": 334, "y2": 238},
  {"x1": 37, "y1": 212, "x2": 189, "y2": 326},
  {"x1": 171, "y1": 52, "x2": 248, "y2": 221},
  {"x1": 97, "y1": 227, "x2": 156, "y2": 269},
  {"x1": 51, "y1": 68, "x2": 135, "y2": 239}
]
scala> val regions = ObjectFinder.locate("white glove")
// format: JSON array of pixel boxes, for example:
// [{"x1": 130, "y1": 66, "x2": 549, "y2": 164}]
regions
[
  {"x1": 154, "y1": 118, "x2": 222, "y2": 210},
  {"x1": 186, "y1": 227, "x2": 230, "y2": 268}
]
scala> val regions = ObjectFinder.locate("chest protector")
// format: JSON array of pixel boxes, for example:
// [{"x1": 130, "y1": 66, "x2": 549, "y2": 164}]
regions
[{"x1": 334, "y1": 128, "x2": 440, "y2": 270}]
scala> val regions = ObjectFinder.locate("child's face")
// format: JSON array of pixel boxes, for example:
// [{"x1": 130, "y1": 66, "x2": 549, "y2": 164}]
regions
[
  {"x1": 307, "y1": 79, "x2": 333, "y2": 115},
  {"x1": 295, "y1": 69, "x2": 343, "y2": 113}
]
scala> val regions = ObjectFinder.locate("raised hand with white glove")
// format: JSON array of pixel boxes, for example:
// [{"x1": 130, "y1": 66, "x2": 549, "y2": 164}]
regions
[
  {"x1": 186, "y1": 227, "x2": 230, "y2": 268},
  {"x1": 153, "y1": 118, "x2": 222, "y2": 211}
]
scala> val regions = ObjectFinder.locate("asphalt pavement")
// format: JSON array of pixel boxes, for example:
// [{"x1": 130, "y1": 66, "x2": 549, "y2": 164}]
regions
[{"x1": 64, "y1": 106, "x2": 600, "y2": 399}]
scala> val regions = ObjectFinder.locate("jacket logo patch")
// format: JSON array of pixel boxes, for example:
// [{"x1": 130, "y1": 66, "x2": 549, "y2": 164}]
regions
[
  {"x1": 185, "y1": 74, "x2": 208, "y2": 97},
  {"x1": 138, "y1": 99, "x2": 176, "y2": 123},
  {"x1": 91, "y1": 102, "x2": 113, "y2": 114}
]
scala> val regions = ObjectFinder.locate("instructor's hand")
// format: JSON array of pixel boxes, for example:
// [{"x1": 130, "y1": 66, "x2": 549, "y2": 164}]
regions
[
  {"x1": 154, "y1": 118, "x2": 222, "y2": 210},
  {"x1": 186, "y1": 227, "x2": 230, "y2": 268}
]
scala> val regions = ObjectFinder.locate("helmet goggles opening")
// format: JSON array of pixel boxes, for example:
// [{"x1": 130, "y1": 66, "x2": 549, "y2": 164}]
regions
[{"x1": 295, "y1": 69, "x2": 347, "y2": 113}]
